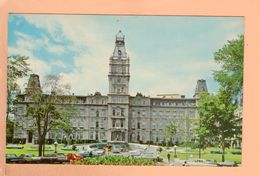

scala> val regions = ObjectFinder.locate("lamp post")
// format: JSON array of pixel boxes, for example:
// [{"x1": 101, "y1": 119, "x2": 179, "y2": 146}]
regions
[
  {"x1": 174, "y1": 145, "x2": 177, "y2": 158},
  {"x1": 54, "y1": 141, "x2": 58, "y2": 153}
]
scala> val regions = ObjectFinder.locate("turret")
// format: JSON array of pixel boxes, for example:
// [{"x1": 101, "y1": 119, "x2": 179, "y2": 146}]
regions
[
  {"x1": 25, "y1": 74, "x2": 42, "y2": 94},
  {"x1": 194, "y1": 79, "x2": 208, "y2": 98}
]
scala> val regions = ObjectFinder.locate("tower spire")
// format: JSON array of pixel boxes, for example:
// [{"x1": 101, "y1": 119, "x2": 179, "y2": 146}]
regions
[{"x1": 112, "y1": 30, "x2": 127, "y2": 59}]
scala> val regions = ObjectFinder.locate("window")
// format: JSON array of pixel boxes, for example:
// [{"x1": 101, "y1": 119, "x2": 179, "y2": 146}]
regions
[
  {"x1": 112, "y1": 120, "x2": 115, "y2": 127},
  {"x1": 95, "y1": 132, "x2": 98, "y2": 140},
  {"x1": 96, "y1": 121, "x2": 99, "y2": 128},
  {"x1": 121, "y1": 109, "x2": 124, "y2": 116},
  {"x1": 113, "y1": 109, "x2": 116, "y2": 116},
  {"x1": 121, "y1": 119, "x2": 124, "y2": 127},
  {"x1": 90, "y1": 132, "x2": 94, "y2": 140},
  {"x1": 137, "y1": 122, "x2": 140, "y2": 129}
]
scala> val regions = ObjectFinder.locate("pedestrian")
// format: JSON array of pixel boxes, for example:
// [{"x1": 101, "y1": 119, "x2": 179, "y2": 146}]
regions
[
  {"x1": 167, "y1": 153, "x2": 171, "y2": 163},
  {"x1": 89, "y1": 151, "x2": 93, "y2": 157}
]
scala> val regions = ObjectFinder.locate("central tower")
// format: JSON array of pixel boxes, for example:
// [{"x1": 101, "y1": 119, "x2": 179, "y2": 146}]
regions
[{"x1": 107, "y1": 30, "x2": 130, "y2": 142}]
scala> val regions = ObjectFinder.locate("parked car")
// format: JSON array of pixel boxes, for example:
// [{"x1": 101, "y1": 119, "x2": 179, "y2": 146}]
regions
[
  {"x1": 6, "y1": 145, "x2": 24, "y2": 149},
  {"x1": 67, "y1": 153, "x2": 84, "y2": 161},
  {"x1": 138, "y1": 152, "x2": 163, "y2": 162},
  {"x1": 85, "y1": 143, "x2": 107, "y2": 152},
  {"x1": 19, "y1": 154, "x2": 41, "y2": 164},
  {"x1": 78, "y1": 151, "x2": 91, "y2": 158},
  {"x1": 92, "y1": 148, "x2": 105, "y2": 156},
  {"x1": 111, "y1": 145, "x2": 123, "y2": 153},
  {"x1": 41, "y1": 153, "x2": 69, "y2": 164},
  {"x1": 129, "y1": 150, "x2": 144, "y2": 157},
  {"x1": 6, "y1": 154, "x2": 25, "y2": 163},
  {"x1": 217, "y1": 160, "x2": 237, "y2": 167}
]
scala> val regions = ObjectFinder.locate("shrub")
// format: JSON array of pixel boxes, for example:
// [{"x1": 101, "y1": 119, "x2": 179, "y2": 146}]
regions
[{"x1": 74, "y1": 155, "x2": 155, "y2": 166}]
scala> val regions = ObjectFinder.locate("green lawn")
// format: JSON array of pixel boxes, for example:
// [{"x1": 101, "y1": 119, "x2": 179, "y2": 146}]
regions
[
  {"x1": 6, "y1": 144, "x2": 242, "y2": 164},
  {"x1": 159, "y1": 147, "x2": 242, "y2": 164},
  {"x1": 6, "y1": 144, "x2": 77, "y2": 156}
]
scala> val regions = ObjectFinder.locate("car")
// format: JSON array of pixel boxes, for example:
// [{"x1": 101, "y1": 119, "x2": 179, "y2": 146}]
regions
[
  {"x1": 6, "y1": 154, "x2": 25, "y2": 164},
  {"x1": 19, "y1": 154, "x2": 41, "y2": 164},
  {"x1": 67, "y1": 153, "x2": 84, "y2": 161},
  {"x1": 111, "y1": 145, "x2": 123, "y2": 153},
  {"x1": 217, "y1": 160, "x2": 237, "y2": 167},
  {"x1": 41, "y1": 153, "x2": 69, "y2": 164},
  {"x1": 78, "y1": 151, "x2": 91, "y2": 158},
  {"x1": 85, "y1": 143, "x2": 107, "y2": 152},
  {"x1": 129, "y1": 150, "x2": 144, "y2": 157},
  {"x1": 92, "y1": 148, "x2": 105, "y2": 156},
  {"x1": 6, "y1": 145, "x2": 24, "y2": 149},
  {"x1": 139, "y1": 152, "x2": 163, "y2": 162}
]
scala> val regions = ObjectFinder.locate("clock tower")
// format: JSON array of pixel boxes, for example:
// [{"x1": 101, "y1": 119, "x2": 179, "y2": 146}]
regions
[{"x1": 107, "y1": 30, "x2": 130, "y2": 142}]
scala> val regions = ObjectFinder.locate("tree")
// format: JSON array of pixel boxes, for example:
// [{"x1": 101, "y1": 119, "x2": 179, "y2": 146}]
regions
[
  {"x1": 7, "y1": 55, "x2": 31, "y2": 113},
  {"x1": 7, "y1": 55, "x2": 31, "y2": 142},
  {"x1": 192, "y1": 117, "x2": 209, "y2": 158},
  {"x1": 163, "y1": 121, "x2": 177, "y2": 147},
  {"x1": 213, "y1": 35, "x2": 244, "y2": 104},
  {"x1": 198, "y1": 91, "x2": 238, "y2": 162},
  {"x1": 25, "y1": 75, "x2": 77, "y2": 156}
]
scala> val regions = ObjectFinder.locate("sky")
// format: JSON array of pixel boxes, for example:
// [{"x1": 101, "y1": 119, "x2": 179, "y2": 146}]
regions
[{"x1": 8, "y1": 14, "x2": 244, "y2": 97}]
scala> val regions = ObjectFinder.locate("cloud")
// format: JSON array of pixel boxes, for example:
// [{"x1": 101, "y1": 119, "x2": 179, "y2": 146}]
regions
[{"x1": 10, "y1": 15, "x2": 243, "y2": 97}]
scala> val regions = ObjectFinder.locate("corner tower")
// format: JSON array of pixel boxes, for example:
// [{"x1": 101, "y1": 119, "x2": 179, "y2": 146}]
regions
[
  {"x1": 107, "y1": 30, "x2": 130, "y2": 142},
  {"x1": 193, "y1": 79, "x2": 208, "y2": 98}
]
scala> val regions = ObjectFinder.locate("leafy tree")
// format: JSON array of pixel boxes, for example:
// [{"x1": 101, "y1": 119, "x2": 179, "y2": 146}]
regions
[
  {"x1": 213, "y1": 35, "x2": 244, "y2": 103},
  {"x1": 195, "y1": 35, "x2": 243, "y2": 161},
  {"x1": 192, "y1": 117, "x2": 210, "y2": 158},
  {"x1": 7, "y1": 55, "x2": 31, "y2": 114},
  {"x1": 163, "y1": 121, "x2": 177, "y2": 147},
  {"x1": 25, "y1": 75, "x2": 77, "y2": 156},
  {"x1": 7, "y1": 55, "x2": 31, "y2": 142},
  {"x1": 198, "y1": 91, "x2": 238, "y2": 162}
]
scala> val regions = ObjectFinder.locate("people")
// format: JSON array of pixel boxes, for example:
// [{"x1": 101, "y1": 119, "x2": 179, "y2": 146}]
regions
[
  {"x1": 89, "y1": 151, "x2": 93, "y2": 157},
  {"x1": 167, "y1": 153, "x2": 171, "y2": 163}
]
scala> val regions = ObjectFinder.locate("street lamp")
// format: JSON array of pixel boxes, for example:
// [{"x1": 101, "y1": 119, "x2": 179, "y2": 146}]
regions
[
  {"x1": 174, "y1": 145, "x2": 177, "y2": 158},
  {"x1": 54, "y1": 141, "x2": 58, "y2": 153}
]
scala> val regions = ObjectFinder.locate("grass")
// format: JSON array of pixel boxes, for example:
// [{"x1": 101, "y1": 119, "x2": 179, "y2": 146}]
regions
[
  {"x1": 6, "y1": 144, "x2": 77, "y2": 156},
  {"x1": 6, "y1": 144, "x2": 242, "y2": 164},
  {"x1": 160, "y1": 147, "x2": 242, "y2": 164}
]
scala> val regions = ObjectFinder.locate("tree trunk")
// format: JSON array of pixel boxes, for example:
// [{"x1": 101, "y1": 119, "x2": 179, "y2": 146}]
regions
[
  {"x1": 38, "y1": 138, "x2": 43, "y2": 157},
  {"x1": 199, "y1": 148, "x2": 201, "y2": 159},
  {"x1": 43, "y1": 141, "x2": 45, "y2": 156},
  {"x1": 221, "y1": 138, "x2": 225, "y2": 162}
]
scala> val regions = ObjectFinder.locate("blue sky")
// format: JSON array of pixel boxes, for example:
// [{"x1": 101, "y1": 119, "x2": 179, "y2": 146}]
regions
[{"x1": 8, "y1": 14, "x2": 244, "y2": 97}]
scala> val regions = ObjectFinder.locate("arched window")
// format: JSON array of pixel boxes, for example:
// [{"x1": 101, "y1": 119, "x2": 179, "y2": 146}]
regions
[
  {"x1": 121, "y1": 119, "x2": 124, "y2": 127},
  {"x1": 96, "y1": 110, "x2": 99, "y2": 117},
  {"x1": 121, "y1": 109, "x2": 124, "y2": 116},
  {"x1": 137, "y1": 122, "x2": 140, "y2": 129},
  {"x1": 113, "y1": 109, "x2": 116, "y2": 116}
]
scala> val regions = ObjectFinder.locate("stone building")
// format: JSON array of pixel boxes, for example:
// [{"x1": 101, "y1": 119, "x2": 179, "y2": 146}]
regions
[{"x1": 13, "y1": 31, "x2": 208, "y2": 145}]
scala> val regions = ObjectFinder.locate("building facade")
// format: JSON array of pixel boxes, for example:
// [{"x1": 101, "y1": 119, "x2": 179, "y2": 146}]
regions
[{"x1": 13, "y1": 31, "x2": 209, "y2": 145}]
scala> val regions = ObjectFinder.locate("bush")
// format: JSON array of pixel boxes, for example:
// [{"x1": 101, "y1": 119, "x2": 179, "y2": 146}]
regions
[{"x1": 74, "y1": 155, "x2": 155, "y2": 166}]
